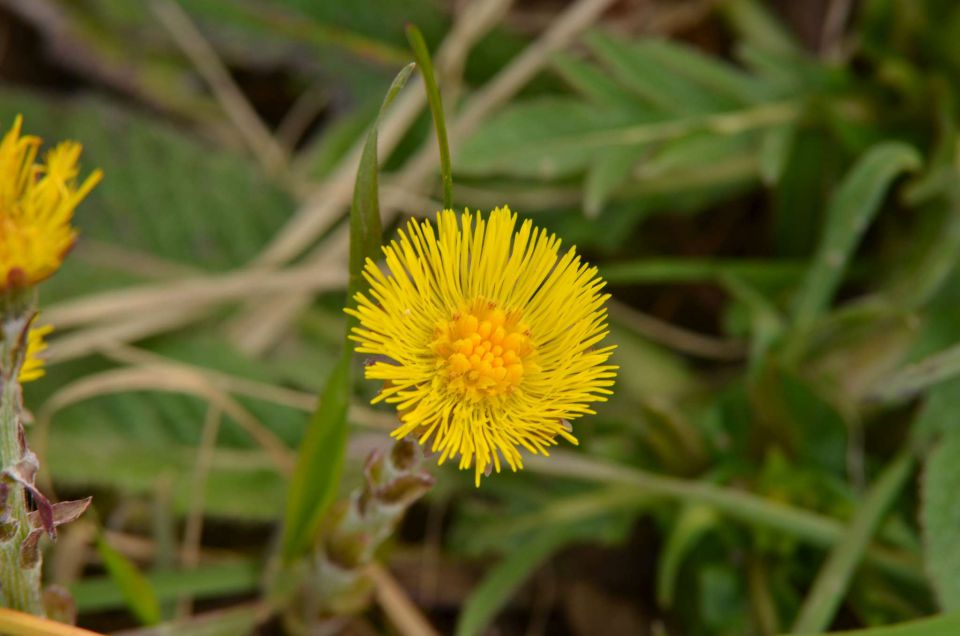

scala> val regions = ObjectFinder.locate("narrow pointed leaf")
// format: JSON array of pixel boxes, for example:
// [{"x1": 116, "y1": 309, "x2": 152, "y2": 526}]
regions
[
  {"x1": 791, "y1": 453, "x2": 915, "y2": 633},
  {"x1": 406, "y1": 25, "x2": 453, "y2": 209},
  {"x1": 922, "y1": 428, "x2": 960, "y2": 610},
  {"x1": 455, "y1": 527, "x2": 570, "y2": 636},
  {"x1": 657, "y1": 505, "x2": 718, "y2": 608},
  {"x1": 791, "y1": 143, "x2": 920, "y2": 332},
  {"x1": 96, "y1": 536, "x2": 161, "y2": 625},
  {"x1": 788, "y1": 612, "x2": 960, "y2": 636},
  {"x1": 282, "y1": 63, "x2": 412, "y2": 562}
]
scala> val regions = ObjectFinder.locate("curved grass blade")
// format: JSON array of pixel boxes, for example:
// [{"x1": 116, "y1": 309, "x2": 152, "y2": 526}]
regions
[
  {"x1": 787, "y1": 611, "x2": 960, "y2": 636},
  {"x1": 455, "y1": 527, "x2": 569, "y2": 636},
  {"x1": 97, "y1": 535, "x2": 161, "y2": 625},
  {"x1": 73, "y1": 560, "x2": 259, "y2": 613},
  {"x1": 921, "y1": 429, "x2": 960, "y2": 611},
  {"x1": 406, "y1": 24, "x2": 453, "y2": 209},
  {"x1": 791, "y1": 143, "x2": 920, "y2": 334},
  {"x1": 657, "y1": 505, "x2": 718, "y2": 608},
  {"x1": 790, "y1": 453, "x2": 915, "y2": 633},
  {"x1": 281, "y1": 63, "x2": 414, "y2": 562}
]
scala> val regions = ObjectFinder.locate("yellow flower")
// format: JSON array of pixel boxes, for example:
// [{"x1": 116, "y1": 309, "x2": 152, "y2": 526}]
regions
[
  {"x1": 19, "y1": 320, "x2": 53, "y2": 383},
  {"x1": 0, "y1": 115, "x2": 102, "y2": 291},
  {"x1": 347, "y1": 207, "x2": 617, "y2": 485}
]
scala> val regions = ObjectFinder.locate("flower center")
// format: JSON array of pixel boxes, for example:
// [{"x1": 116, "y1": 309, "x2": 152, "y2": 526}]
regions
[{"x1": 432, "y1": 302, "x2": 535, "y2": 400}]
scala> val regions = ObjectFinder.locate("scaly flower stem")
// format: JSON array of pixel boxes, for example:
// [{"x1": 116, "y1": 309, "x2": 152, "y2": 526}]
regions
[
  {"x1": 283, "y1": 438, "x2": 434, "y2": 630},
  {"x1": 0, "y1": 302, "x2": 43, "y2": 615}
]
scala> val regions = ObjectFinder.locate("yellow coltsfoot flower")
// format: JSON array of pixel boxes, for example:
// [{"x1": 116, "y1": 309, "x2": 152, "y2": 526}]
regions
[
  {"x1": 0, "y1": 115, "x2": 102, "y2": 291},
  {"x1": 347, "y1": 206, "x2": 617, "y2": 485}
]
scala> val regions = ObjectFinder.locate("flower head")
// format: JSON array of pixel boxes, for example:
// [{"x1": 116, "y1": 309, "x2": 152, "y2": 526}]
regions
[
  {"x1": 347, "y1": 207, "x2": 617, "y2": 485},
  {"x1": 0, "y1": 115, "x2": 102, "y2": 291}
]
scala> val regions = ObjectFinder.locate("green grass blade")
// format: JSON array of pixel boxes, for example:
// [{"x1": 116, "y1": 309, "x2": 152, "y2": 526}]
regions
[
  {"x1": 282, "y1": 63, "x2": 412, "y2": 562},
  {"x1": 406, "y1": 25, "x2": 453, "y2": 210},
  {"x1": 96, "y1": 535, "x2": 162, "y2": 625},
  {"x1": 280, "y1": 350, "x2": 352, "y2": 562},
  {"x1": 113, "y1": 604, "x2": 262, "y2": 636},
  {"x1": 455, "y1": 527, "x2": 570, "y2": 636},
  {"x1": 790, "y1": 453, "x2": 915, "y2": 633},
  {"x1": 869, "y1": 340, "x2": 960, "y2": 405},
  {"x1": 73, "y1": 560, "x2": 259, "y2": 613},
  {"x1": 922, "y1": 429, "x2": 960, "y2": 610},
  {"x1": 786, "y1": 612, "x2": 960, "y2": 636},
  {"x1": 791, "y1": 143, "x2": 921, "y2": 333},
  {"x1": 601, "y1": 258, "x2": 807, "y2": 286},
  {"x1": 657, "y1": 505, "x2": 718, "y2": 608},
  {"x1": 526, "y1": 452, "x2": 925, "y2": 586},
  {"x1": 348, "y1": 62, "x2": 415, "y2": 299}
]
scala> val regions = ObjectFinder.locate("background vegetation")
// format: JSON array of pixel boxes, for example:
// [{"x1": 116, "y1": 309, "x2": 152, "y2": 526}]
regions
[{"x1": 2, "y1": 0, "x2": 960, "y2": 634}]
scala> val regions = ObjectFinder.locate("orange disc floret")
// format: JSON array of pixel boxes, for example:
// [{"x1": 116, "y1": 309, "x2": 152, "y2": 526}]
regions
[
  {"x1": 346, "y1": 206, "x2": 617, "y2": 485},
  {"x1": 0, "y1": 115, "x2": 102, "y2": 291}
]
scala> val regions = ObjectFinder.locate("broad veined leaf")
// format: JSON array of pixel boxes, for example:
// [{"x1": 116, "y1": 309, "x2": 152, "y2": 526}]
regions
[
  {"x1": 456, "y1": 97, "x2": 641, "y2": 178},
  {"x1": 585, "y1": 32, "x2": 736, "y2": 114}
]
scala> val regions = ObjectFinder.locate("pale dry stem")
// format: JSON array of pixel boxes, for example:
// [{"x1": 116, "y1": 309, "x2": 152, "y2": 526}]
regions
[{"x1": 150, "y1": 0, "x2": 288, "y2": 175}]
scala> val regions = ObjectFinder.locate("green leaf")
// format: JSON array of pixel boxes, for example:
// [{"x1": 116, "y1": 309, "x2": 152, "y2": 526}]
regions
[
  {"x1": 281, "y1": 63, "x2": 412, "y2": 562},
  {"x1": 791, "y1": 453, "x2": 915, "y2": 633},
  {"x1": 456, "y1": 97, "x2": 638, "y2": 178},
  {"x1": 586, "y1": 32, "x2": 734, "y2": 113},
  {"x1": 455, "y1": 527, "x2": 570, "y2": 636},
  {"x1": 786, "y1": 611, "x2": 960, "y2": 636},
  {"x1": 407, "y1": 24, "x2": 453, "y2": 209},
  {"x1": 922, "y1": 428, "x2": 960, "y2": 610},
  {"x1": 551, "y1": 52, "x2": 650, "y2": 113},
  {"x1": 450, "y1": 486, "x2": 648, "y2": 556},
  {"x1": 630, "y1": 38, "x2": 775, "y2": 104},
  {"x1": 601, "y1": 258, "x2": 807, "y2": 286},
  {"x1": 657, "y1": 505, "x2": 718, "y2": 608},
  {"x1": 791, "y1": 143, "x2": 921, "y2": 332},
  {"x1": 722, "y1": 275, "x2": 786, "y2": 369},
  {"x1": 348, "y1": 62, "x2": 414, "y2": 298},
  {"x1": 891, "y1": 192, "x2": 960, "y2": 310},
  {"x1": 722, "y1": 0, "x2": 804, "y2": 57},
  {"x1": 457, "y1": 98, "x2": 796, "y2": 179},
  {"x1": 281, "y1": 351, "x2": 351, "y2": 562},
  {"x1": 759, "y1": 124, "x2": 796, "y2": 185},
  {"x1": 73, "y1": 560, "x2": 259, "y2": 613},
  {"x1": 108, "y1": 605, "x2": 262, "y2": 636},
  {"x1": 584, "y1": 146, "x2": 645, "y2": 217},
  {"x1": 869, "y1": 342, "x2": 960, "y2": 406},
  {"x1": 639, "y1": 131, "x2": 757, "y2": 179},
  {"x1": 97, "y1": 535, "x2": 162, "y2": 625}
]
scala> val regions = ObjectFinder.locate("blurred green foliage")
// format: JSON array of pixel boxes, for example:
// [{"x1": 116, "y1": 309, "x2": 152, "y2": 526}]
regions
[{"x1": 2, "y1": 0, "x2": 960, "y2": 633}]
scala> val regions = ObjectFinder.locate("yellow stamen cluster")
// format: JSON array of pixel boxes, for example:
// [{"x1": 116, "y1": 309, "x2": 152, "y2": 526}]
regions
[
  {"x1": 348, "y1": 207, "x2": 617, "y2": 485},
  {"x1": 432, "y1": 302, "x2": 537, "y2": 401},
  {"x1": 0, "y1": 115, "x2": 101, "y2": 290}
]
